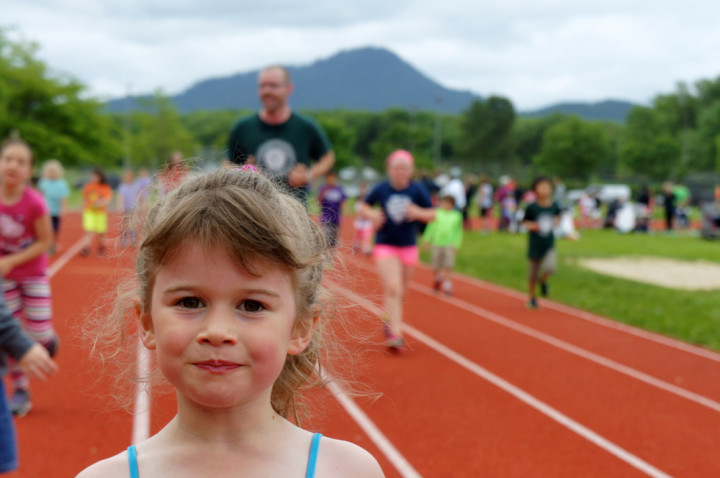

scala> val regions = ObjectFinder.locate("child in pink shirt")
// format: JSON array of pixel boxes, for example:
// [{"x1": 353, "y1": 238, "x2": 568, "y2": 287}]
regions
[{"x1": 0, "y1": 138, "x2": 57, "y2": 417}]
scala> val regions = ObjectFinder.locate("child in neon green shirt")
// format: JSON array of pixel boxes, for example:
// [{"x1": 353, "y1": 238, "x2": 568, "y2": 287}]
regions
[{"x1": 422, "y1": 195, "x2": 464, "y2": 295}]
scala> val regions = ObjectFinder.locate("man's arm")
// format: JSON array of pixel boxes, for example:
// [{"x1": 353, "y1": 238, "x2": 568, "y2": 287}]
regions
[
  {"x1": 288, "y1": 150, "x2": 335, "y2": 187},
  {"x1": 308, "y1": 150, "x2": 335, "y2": 182}
]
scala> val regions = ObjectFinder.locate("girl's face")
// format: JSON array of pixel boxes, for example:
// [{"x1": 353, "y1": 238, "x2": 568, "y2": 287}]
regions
[
  {"x1": 387, "y1": 160, "x2": 413, "y2": 188},
  {"x1": 89, "y1": 172, "x2": 101, "y2": 184},
  {"x1": 141, "y1": 242, "x2": 312, "y2": 411},
  {"x1": 0, "y1": 144, "x2": 33, "y2": 188}
]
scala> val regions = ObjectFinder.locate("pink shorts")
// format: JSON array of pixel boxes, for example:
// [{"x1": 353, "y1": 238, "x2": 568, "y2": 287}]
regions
[{"x1": 372, "y1": 244, "x2": 419, "y2": 267}]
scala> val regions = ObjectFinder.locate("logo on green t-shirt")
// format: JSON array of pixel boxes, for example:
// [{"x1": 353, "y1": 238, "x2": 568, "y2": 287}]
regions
[
  {"x1": 537, "y1": 213, "x2": 554, "y2": 236},
  {"x1": 255, "y1": 139, "x2": 297, "y2": 179}
]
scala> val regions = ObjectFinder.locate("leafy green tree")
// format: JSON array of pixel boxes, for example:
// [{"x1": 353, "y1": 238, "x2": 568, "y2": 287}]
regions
[
  {"x1": 182, "y1": 109, "x2": 249, "y2": 151},
  {"x1": 115, "y1": 91, "x2": 198, "y2": 168},
  {"x1": 510, "y1": 114, "x2": 565, "y2": 168},
  {"x1": 312, "y1": 112, "x2": 359, "y2": 170},
  {"x1": 457, "y1": 96, "x2": 515, "y2": 167},
  {"x1": 620, "y1": 106, "x2": 680, "y2": 180},
  {"x1": 0, "y1": 29, "x2": 121, "y2": 166},
  {"x1": 533, "y1": 116, "x2": 609, "y2": 180}
]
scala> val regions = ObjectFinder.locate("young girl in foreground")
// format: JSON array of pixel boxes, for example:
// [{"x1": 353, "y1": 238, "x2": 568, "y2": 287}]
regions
[
  {"x1": 360, "y1": 150, "x2": 435, "y2": 352},
  {"x1": 78, "y1": 168, "x2": 383, "y2": 478}
]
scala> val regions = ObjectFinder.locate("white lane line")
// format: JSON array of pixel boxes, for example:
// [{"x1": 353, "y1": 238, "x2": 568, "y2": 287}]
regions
[
  {"x1": 331, "y1": 282, "x2": 672, "y2": 478},
  {"x1": 409, "y1": 281, "x2": 720, "y2": 414},
  {"x1": 132, "y1": 337, "x2": 152, "y2": 444},
  {"x1": 348, "y1": 258, "x2": 720, "y2": 411},
  {"x1": 48, "y1": 232, "x2": 153, "y2": 444},
  {"x1": 415, "y1": 262, "x2": 720, "y2": 363},
  {"x1": 325, "y1": 375, "x2": 422, "y2": 478},
  {"x1": 47, "y1": 237, "x2": 86, "y2": 278}
]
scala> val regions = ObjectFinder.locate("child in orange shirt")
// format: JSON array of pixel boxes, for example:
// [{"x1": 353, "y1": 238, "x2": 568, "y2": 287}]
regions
[{"x1": 81, "y1": 168, "x2": 113, "y2": 257}]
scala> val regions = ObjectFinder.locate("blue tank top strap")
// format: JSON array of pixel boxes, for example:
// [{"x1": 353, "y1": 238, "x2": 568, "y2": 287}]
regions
[
  {"x1": 305, "y1": 433, "x2": 322, "y2": 478},
  {"x1": 127, "y1": 445, "x2": 139, "y2": 478}
]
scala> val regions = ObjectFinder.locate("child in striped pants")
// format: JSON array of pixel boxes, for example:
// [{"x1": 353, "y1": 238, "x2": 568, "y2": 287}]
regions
[{"x1": 0, "y1": 138, "x2": 58, "y2": 417}]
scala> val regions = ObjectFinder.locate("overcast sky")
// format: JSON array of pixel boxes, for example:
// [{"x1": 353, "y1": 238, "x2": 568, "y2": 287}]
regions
[{"x1": 5, "y1": 0, "x2": 720, "y2": 110}]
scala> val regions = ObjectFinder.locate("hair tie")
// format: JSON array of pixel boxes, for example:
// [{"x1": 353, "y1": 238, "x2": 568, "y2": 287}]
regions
[{"x1": 232, "y1": 164, "x2": 259, "y2": 173}]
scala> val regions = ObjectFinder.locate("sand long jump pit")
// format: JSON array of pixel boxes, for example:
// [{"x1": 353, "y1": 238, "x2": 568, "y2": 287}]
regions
[{"x1": 578, "y1": 257, "x2": 720, "y2": 291}]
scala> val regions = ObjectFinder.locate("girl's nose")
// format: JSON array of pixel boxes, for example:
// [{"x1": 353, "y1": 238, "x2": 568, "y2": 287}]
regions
[{"x1": 197, "y1": 309, "x2": 239, "y2": 346}]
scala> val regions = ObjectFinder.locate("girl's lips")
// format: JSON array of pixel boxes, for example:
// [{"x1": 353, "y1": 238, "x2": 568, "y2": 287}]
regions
[{"x1": 194, "y1": 360, "x2": 242, "y2": 373}]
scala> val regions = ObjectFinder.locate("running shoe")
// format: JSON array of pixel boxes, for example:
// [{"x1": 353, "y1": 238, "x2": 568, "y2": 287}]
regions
[
  {"x1": 380, "y1": 314, "x2": 405, "y2": 352},
  {"x1": 386, "y1": 334, "x2": 406, "y2": 353},
  {"x1": 10, "y1": 389, "x2": 32, "y2": 417},
  {"x1": 97, "y1": 246, "x2": 106, "y2": 258},
  {"x1": 442, "y1": 280, "x2": 453, "y2": 296},
  {"x1": 80, "y1": 247, "x2": 90, "y2": 257},
  {"x1": 540, "y1": 282, "x2": 549, "y2": 297},
  {"x1": 527, "y1": 298, "x2": 539, "y2": 310}
]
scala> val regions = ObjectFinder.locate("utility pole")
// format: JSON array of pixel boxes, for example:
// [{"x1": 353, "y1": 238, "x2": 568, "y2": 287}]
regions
[
  {"x1": 434, "y1": 94, "x2": 443, "y2": 165},
  {"x1": 409, "y1": 102, "x2": 417, "y2": 152},
  {"x1": 123, "y1": 82, "x2": 133, "y2": 169}
]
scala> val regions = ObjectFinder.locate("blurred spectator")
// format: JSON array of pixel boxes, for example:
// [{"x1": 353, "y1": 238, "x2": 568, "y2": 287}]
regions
[
  {"x1": 635, "y1": 184, "x2": 653, "y2": 233},
  {"x1": 673, "y1": 182, "x2": 690, "y2": 228},
  {"x1": 662, "y1": 182, "x2": 676, "y2": 231},
  {"x1": 553, "y1": 177, "x2": 566, "y2": 209},
  {"x1": 462, "y1": 174, "x2": 478, "y2": 229},
  {"x1": 495, "y1": 175, "x2": 516, "y2": 232},
  {"x1": 476, "y1": 175, "x2": 494, "y2": 234}
]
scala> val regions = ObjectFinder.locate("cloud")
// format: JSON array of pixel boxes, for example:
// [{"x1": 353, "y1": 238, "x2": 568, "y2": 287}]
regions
[{"x1": 4, "y1": 0, "x2": 720, "y2": 109}]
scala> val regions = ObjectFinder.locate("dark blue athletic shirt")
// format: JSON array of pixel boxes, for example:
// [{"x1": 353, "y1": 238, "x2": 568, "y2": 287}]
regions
[{"x1": 364, "y1": 181, "x2": 432, "y2": 247}]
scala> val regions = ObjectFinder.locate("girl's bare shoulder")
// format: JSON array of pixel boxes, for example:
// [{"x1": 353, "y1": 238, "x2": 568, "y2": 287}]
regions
[
  {"x1": 75, "y1": 450, "x2": 129, "y2": 478},
  {"x1": 316, "y1": 436, "x2": 385, "y2": 478}
]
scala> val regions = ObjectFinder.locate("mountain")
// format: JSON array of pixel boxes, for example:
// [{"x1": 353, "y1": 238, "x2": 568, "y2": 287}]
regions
[
  {"x1": 521, "y1": 100, "x2": 636, "y2": 123},
  {"x1": 105, "y1": 47, "x2": 637, "y2": 122},
  {"x1": 105, "y1": 47, "x2": 480, "y2": 114}
]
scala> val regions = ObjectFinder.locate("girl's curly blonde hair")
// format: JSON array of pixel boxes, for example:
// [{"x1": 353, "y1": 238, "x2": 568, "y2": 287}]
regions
[{"x1": 92, "y1": 168, "x2": 339, "y2": 420}]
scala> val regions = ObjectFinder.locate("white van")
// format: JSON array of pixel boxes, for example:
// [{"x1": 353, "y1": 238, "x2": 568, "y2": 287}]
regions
[{"x1": 585, "y1": 184, "x2": 631, "y2": 204}]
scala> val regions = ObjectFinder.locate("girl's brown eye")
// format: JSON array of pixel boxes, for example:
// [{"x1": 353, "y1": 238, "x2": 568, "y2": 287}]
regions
[
  {"x1": 178, "y1": 297, "x2": 203, "y2": 309},
  {"x1": 243, "y1": 300, "x2": 263, "y2": 313}
]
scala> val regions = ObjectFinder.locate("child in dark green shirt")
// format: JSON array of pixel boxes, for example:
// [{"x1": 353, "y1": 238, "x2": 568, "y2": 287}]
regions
[{"x1": 522, "y1": 177, "x2": 561, "y2": 310}]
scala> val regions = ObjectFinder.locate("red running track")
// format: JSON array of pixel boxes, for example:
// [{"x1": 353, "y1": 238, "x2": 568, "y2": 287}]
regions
[{"x1": 10, "y1": 212, "x2": 720, "y2": 477}]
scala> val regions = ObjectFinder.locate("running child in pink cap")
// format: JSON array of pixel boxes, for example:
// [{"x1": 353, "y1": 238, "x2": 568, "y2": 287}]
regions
[{"x1": 360, "y1": 150, "x2": 435, "y2": 352}]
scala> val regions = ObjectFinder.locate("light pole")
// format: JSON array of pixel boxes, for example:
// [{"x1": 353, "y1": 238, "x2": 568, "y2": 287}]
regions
[
  {"x1": 434, "y1": 94, "x2": 443, "y2": 165},
  {"x1": 123, "y1": 82, "x2": 133, "y2": 169}
]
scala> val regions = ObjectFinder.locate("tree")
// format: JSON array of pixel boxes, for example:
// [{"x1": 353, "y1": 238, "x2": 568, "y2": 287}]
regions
[
  {"x1": 533, "y1": 116, "x2": 609, "y2": 180},
  {"x1": 182, "y1": 109, "x2": 249, "y2": 151},
  {"x1": 510, "y1": 114, "x2": 565, "y2": 168},
  {"x1": 620, "y1": 106, "x2": 680, "y2": 180},
  {"x1": 457, "y1": 96, "x2": 515, "y2": 167},
  {"x1": 114, "y1": 91, "x2": 198, "y2": 168},
  {"x1": 312, "y1": 112, "x2": 359, "y2": 170},
  {"x1": 0, "y1": 29, "x2": 121, "y2": 166}
]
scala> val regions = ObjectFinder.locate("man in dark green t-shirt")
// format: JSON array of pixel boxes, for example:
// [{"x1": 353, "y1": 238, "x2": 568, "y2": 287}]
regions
[
  {"x1": 522, "y1": 176, "x2": 561, "y2": 310},
  {"x1": 227, "y1": 65, "x2": 334, "y2": 199}
]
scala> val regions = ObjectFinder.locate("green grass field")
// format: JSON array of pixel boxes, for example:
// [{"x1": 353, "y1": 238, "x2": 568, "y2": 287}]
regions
[{"x1": 442, "y1": 229, "x2": 720, "y2": 351}]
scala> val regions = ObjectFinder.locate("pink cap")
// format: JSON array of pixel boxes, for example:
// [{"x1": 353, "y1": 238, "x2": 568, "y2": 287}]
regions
[{"x1": 387, "y1": 149, "x2": 414, "y2": 166}]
